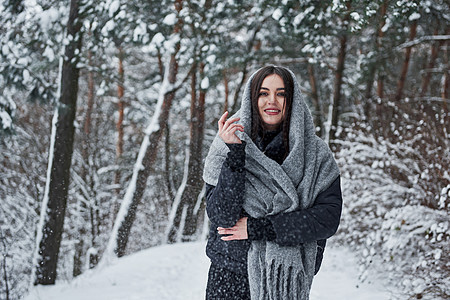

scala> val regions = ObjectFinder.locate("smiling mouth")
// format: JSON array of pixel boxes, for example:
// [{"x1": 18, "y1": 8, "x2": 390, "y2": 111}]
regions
[{"x1": 264, "y1": 109, "x2": 281, "y2": 115}]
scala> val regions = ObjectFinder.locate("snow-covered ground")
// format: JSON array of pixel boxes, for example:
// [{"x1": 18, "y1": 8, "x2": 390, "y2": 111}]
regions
[{"x1": 24, "y1": 242, "x2": 393, "y2": 300}]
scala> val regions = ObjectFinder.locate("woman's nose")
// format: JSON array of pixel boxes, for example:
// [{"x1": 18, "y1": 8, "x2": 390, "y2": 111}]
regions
[{"x1": 268, "y1": 93, "x2": 276, "y2": 104}]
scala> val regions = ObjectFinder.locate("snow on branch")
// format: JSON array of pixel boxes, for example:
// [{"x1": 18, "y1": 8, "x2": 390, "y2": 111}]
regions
[{"x1": 396, "y1": 34, "x2": 450, "y2": 49}]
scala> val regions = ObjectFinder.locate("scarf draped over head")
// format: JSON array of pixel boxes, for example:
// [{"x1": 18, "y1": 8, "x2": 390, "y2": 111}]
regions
[{"x1": 203, "y1": 66, "x2": 340, "y2": 300}]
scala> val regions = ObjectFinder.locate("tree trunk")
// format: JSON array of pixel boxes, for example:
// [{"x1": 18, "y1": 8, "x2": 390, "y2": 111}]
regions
[
  {"x1": 231, "y1": 68, "x2": 248, "y2": 114},
  {"x1": 364, "y1": 0, "x2": 387, "y2": 114},
  {"x1": 395, "y1": 21, "x2": 418, "y2": 101},
  {"x1": 157, "y1": 48, "x2": 164, "y2": 77},
  {"x1": 34, "y1": 0, "x2": 82, "y2": 285},
  {"x1": 87, "y1": 48, "x2": 99, "y2": 269},
  {"x1": 328, "y1": 2, "x2": 352, "y2": 145},
  {"x1": 84, "y1": 46, "x2": 95, "y2": 143},
  {"x1": 328, "y1": 32, "x2": 348, "y2": 143},
  {"x1": 442, "y1": 75, "x2": 449, "y2": 111},
  {"x1": 72, "y1": 27, "x2": 97, "y2": 277},
  {"x1": 184, "y1": 62, "x2": 206, "y2": 238},
  {"x1": 307, "y1": 61, "x2": 323, "y2": 136},
  {"x1": 110, "y1": 0, "x2": 184, "y2": 258},
  {"x1": 115, "y1": 47, "x2": 125, "y2": 196},
  {"x1": 377, "y1": 76, "x2": 384, "y2": 99},
  {"x1": 162, "y1": 48, "x2": 175, "y2": 200},
  {"x1": 164, "y1": 118, "x2": 175, "y2": 201},
  {"x1": 166, "y1": 61, "x2": 206, "y2": 243}
]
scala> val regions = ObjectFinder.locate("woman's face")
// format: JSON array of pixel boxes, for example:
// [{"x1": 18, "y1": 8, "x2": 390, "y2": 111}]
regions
[{"x1": 257, "y1": 74, "x2": 286, "y2": 131}]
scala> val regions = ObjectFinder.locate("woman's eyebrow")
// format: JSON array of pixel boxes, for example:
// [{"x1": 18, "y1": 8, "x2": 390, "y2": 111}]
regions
[{"x1": 260, "y1": 87, "x2": 286, "y2": 90}]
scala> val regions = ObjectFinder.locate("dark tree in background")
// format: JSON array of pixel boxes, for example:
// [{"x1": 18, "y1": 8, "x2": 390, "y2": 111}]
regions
[
  {"x1": 329, "y1": 1, "x2": 352, "y2": 144},
  {"x1": 33, "y1": 0, "x2": 83, "y2": 285}
]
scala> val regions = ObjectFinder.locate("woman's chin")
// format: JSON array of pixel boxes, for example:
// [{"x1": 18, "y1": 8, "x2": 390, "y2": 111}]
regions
[{"x1": 262, "y1": 121, "x2": 282, "y2": 131}]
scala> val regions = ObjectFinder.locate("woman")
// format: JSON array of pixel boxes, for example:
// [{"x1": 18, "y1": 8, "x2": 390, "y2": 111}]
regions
[{"x1": 203, "y1": 66, "x2": 342, "y2": 299}]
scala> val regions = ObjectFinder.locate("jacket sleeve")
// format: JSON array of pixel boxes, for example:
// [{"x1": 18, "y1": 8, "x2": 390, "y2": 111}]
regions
[
  {"x1": 247, "y1": 176, "x2": 342, "y2": 246},
  {"x1": 205, "y1": 142, "x2": 246, "y2": 228}
]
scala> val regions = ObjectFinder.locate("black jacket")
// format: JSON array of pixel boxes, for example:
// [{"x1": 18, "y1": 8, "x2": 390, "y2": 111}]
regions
[{"x1": 205, "y1": 131, "x2": 342, "y2": 275}]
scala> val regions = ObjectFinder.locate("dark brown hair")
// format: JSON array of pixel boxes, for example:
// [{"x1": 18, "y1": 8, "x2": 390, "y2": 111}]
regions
[{"x1": 250, "y1": 65, "x2": 294, "y2": 154}]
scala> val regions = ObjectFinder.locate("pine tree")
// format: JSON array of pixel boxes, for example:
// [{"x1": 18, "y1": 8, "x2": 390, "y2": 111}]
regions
[{"x1": 33, "y1": 0, "x2": 83, "y2": 285}]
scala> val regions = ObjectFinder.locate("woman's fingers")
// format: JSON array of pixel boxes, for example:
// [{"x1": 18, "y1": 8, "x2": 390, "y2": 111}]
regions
[
  {"x1": 217, "y1": 217, "x2": 248, "y2": 241},
  {"x1": 221, "y1": 118, "x2": 241, "y2": 134},
  {"x1": 217, "y1": 227, "x2": 237, "y2": 235},
  {"x1": 217, "y1": 227, "x2": 237, "y2": 241},
  {"x1": 218, "y1": 112, "x2": 243, "y2": 144},
  {"x1": 218, "y1": 112, "x2": 240, "y2": 131},
  {"x1": 223, "y1": 117, "x2": 240, "y2": 129},
  {"x1": 218, "y1": 227, "x2": 238, "y2": 240},
  {"x1": 225, "y1": 124, "x2": 244, "y2": 133},
  {"x1": 219, "y1": 231, "x2": 245, "y2": 241},
  {"x1": 218, "y1": 111, "x2": 240, "y2": 131},
  {"x1": 217, "y1": 111, "x2": 228, "y2": 131},
  {"x1": 221, "y1": 235, "x2": 238, "y2": 241}
]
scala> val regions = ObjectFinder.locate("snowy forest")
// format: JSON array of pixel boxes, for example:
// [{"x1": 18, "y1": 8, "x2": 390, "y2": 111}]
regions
[{"x1": 0, "y1": 0, "x2": 449, "y2": 299}]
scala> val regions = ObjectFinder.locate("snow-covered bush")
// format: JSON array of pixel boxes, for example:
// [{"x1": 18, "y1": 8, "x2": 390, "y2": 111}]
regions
[{"x1": 334, "y1": 101, "x2": 449, "y2": 299}]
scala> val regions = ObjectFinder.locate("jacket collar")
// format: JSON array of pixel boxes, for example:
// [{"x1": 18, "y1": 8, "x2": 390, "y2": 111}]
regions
[{"x1": 255, "y1": 129, "x2": 286, "y2": 164}]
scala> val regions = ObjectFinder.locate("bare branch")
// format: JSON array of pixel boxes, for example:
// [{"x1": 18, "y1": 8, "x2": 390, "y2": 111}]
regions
[{"x1": 396, "y1": 35, "x2": 450, "y2": 50}]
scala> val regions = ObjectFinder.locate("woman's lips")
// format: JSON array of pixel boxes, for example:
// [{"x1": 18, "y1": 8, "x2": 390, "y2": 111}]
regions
[{"x1": 264, "y1": 109, "x2": 281, "y2": 115}]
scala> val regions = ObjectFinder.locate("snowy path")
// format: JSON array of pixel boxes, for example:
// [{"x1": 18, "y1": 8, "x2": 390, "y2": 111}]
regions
[{"x1": 25, "y1": 242, "x2": 391, "y2": 300}]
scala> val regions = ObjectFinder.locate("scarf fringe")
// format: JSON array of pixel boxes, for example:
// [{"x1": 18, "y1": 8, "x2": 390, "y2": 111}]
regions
[{"x1": 256, "y1": 260, "x2": 307, "y2": 300}]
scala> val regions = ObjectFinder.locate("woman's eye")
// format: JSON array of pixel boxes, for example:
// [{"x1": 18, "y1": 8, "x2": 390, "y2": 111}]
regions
[
  {"x1": 258, "y1": 92, "x2": 268, "y2": 97},
  {"x1": 277, "y1": 92, "x2": 286, "y2": 97}
]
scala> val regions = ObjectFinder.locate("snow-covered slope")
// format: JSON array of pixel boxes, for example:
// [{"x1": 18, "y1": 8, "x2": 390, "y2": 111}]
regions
[{"x1": 25, "y1": 242, "x2": 392, "y2": 300}]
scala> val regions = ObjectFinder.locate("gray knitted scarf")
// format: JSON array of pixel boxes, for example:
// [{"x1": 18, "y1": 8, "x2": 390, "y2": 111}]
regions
[{"x1": 203, "y1": 67, "x2": 340, "y2": 299}]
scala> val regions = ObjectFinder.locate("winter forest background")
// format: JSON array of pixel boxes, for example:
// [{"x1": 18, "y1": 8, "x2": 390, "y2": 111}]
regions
[{"x1": 0, "y1": 0, "x2": 448, "y2": 299}]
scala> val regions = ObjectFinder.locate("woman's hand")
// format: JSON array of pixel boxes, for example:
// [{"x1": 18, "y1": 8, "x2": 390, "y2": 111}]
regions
[
  {"x1": 217, "y1": 217, "x2": 248, "y2": 241},
  {"x1": 218, "y1": 111, "x2": 244, "y2": 144}
]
